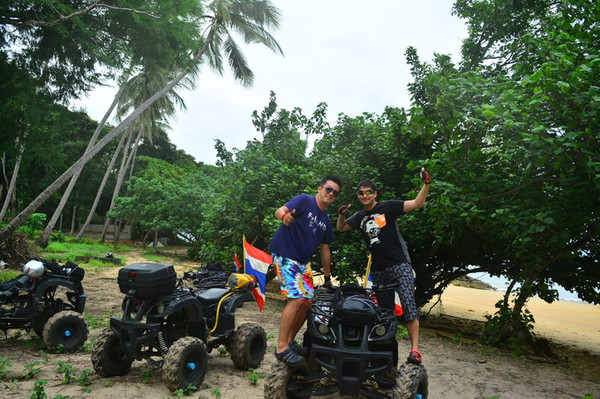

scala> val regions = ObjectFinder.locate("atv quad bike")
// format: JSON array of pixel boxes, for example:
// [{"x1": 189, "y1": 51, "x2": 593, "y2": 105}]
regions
[
  {"x1": 264, "y1": 283, "x2": 428, "y2": 399},
  {"x1": 91, "y1": 262, "x2": 267, "y2": 393},
  {"x1": 0, "y1": 258, "x2": 88, "y2": 353}
]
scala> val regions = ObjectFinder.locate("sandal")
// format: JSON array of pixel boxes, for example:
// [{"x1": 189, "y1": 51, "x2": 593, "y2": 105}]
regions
[
  {"x1": 407, "y1": 350, "x2": 422, "y2": 365},
  {"x1": 274, "y1": 347, "x2": 305, "y2": 368},
  {"x1": 289, "y1": 340, "x2": 309, "y2": 356}
]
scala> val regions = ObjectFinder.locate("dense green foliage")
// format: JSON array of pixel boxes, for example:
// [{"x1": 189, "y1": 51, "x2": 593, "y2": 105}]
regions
[{"x1": 1, "y1": 0, "x2": 598, "y2": 349}]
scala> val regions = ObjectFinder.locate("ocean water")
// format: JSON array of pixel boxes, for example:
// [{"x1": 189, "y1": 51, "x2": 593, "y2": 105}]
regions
[{"x1": 469, "y1": 272, "x2": 589, "y2": 304}]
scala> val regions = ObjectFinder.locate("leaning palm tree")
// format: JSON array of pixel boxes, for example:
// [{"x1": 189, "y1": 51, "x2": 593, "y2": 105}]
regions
[
  {"x1": 2, "y1": 0, "x2": 283, "y2": 242},
  {"x1": 99, "y1": 67, "x2": 189, "y2": 242}
]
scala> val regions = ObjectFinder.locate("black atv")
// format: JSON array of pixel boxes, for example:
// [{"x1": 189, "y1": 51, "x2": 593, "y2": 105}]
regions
[
  {"x1": 264, "y1": 283, "x2": 428, "y2": 399},
  {"x1": 0, "y1": 258, "x2": 88, "y2": 353},
  {"x1": 91, "y1": 262, "x2": 267, "y2": 392}
]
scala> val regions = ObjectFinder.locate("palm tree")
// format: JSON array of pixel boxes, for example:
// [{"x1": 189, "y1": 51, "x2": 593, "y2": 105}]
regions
[
  {"x1": 99, "y1": 68, "x2": 188, "y2": 243},
  {"x1": 34, "y1": 81, "x2": 127, "y2": 247},
  {"x1": 1, "y1": 0, "x2": 283, "y2": 242}
]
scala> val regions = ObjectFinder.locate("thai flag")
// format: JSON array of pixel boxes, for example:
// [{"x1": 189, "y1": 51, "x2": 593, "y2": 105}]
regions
[
  {"x1": 234, "y1": 250, "x2": 242, "y2": 272},
  {"x1": 243, "y1": 238, "x2": 271, "y2": 311},
  {"x1": 364, "y1": 256, "x2": 403, "y2": 317}
]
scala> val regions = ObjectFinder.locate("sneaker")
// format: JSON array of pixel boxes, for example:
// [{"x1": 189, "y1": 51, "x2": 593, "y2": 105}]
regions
[
  {"x1": 407, "y1": 350, "x2": 422, "y2": 365},
  {"x1": 289, "y1": 340, "x2": 309, "y2": 356},
  {"x1": 274, "y1": 347, "x2": 305, "y2": 368}
]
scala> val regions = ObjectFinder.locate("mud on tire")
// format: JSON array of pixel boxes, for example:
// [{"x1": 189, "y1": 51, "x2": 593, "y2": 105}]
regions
[
  {"x1": 163, "y1": 336, "x2": 208, "y2": 392},
  {"x1": 393, "y1": 363, "x2": 428, "y2": 399},
  {"x1": 264, "y1": 360, "x2": 309, "y2": 399},
  {"x1": 91, "y1": 327, "x2": 133, "y2": 377},
  {"x1": 228, "y1": 322, "x2": 267, "y2": 369},
  {"x1": 42, "y1": 310, "x2": 89, "y2": 353}
]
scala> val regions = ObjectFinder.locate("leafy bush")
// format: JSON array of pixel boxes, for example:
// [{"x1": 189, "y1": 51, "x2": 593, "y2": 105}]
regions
[{"x1": 481, "y1": 300, "x2": 536, "y2": 355}]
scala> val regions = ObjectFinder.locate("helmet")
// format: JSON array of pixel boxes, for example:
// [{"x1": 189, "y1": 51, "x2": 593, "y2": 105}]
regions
[{"x1": 23, "y1": 260, "x2": 45, "y2": 278}]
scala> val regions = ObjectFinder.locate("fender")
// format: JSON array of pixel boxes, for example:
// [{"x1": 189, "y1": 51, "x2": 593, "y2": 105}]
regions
[
  {"x1": 211, "y1": 291, "x2": 254, "y2": 336},
  {"x1": 157, "y1": 294, "x2": 207, "y2": 339},
  {"x1": 34, "y1": 278, "x2": 86, "y2": 313},
  {"x1": 162, "y1": 295, "x2": 204, "y2": 319}
]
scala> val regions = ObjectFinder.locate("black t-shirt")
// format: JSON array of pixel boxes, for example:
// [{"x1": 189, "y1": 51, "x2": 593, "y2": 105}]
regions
[{"x1": 346, "y1": 200, "x2": 411, "y2": 271}]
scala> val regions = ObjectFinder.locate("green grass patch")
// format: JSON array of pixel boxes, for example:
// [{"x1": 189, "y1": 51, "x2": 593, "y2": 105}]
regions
[
  {"x1": 141, "y1": 251, "x2": 169, "y2": 263},
  {"x1": 39, "y1": 240, "x2": 133, "y2": 270},
  {"x1": 0, "y1": 269, "x2": 21, "y2": 282},
  {"x1": 43, "y1": 240, "x2": 131, "y2": 257}
]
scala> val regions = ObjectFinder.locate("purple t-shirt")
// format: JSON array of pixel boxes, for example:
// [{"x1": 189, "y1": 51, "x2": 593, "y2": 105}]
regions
[{"x1": 269, "y1": 194, "x2": 335, "y2": 263}]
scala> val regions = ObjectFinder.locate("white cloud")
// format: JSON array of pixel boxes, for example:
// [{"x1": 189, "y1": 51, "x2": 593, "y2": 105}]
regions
[{"x1": 74, "y1": 1, "x2": 467, "y2": 165}]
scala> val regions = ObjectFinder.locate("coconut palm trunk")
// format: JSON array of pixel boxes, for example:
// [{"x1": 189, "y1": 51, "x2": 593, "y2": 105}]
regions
[
  {"x1": 0, "y1": 0, "x2": 282, "y2": 242},
  {"x1": 100, "y1": 125, "x2": 142, "y2": 242},
  {"x1": 35, "y1": 83, "x2": 127, "y2": 247},
  {"x1": 0, "y1": 131, "x2": 28, "y2": 222},
  {"x1": 75, "y1": 131, "x2": 128, "y2": 240}
]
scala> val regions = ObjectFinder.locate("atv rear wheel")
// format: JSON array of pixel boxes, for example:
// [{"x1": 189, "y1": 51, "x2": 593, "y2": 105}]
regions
[
  {"x1": 91, "y1": 327, "x2": 134, "y2": 377},
  {"x1": 228, "y1": 322, "x2": 267, "y2": 369},
  {"x1": 393, "y1": 363, "x2": 428, "y2": 399},
  {"x1": 42, "y1": 310, "x2": 89, "y2": 353},
  {"x1": 163, "y1": 336, "x2": 208, "y2": 392}
]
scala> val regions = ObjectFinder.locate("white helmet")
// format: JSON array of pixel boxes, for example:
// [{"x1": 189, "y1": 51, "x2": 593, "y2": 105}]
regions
[{"x1": 23, "y1": 260, "x2": 45, "y2": 278}]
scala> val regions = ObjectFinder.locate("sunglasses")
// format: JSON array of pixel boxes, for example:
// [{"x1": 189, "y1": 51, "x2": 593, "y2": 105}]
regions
[
  {"x1": 357, "y1": 190, "x2": 374, "y2": 196},
  {"x1": 324, "y1": 185, "x2": 340, "y2": 197}
]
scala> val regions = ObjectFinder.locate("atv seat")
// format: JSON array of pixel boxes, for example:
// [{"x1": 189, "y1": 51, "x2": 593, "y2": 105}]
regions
[
  {"x1": 0, "y1": 275, "x2": 29, "y2": 296},
  {"x1": 195, "y1": 287, "x2": 230, "y2": 306}
]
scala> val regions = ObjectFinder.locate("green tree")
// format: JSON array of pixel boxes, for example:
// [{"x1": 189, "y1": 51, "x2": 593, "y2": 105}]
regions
[
  {"x1": 108, "y1": 157, "x2": 206, "y2": 245},
  {"x1": 191, "y1": 93, "x2": 324, "y2": 262},
  {"x1": 0, "y1": 0, "x2": 283, "y2": 241},
  {"x1": 403, "y1": 0, "x2": 599, "y2": 349}
]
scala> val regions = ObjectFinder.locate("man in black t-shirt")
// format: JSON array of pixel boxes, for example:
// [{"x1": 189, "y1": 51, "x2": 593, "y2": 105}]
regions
[{"x1": 336, "y1": 168, "x2": 430, "y2": 365}]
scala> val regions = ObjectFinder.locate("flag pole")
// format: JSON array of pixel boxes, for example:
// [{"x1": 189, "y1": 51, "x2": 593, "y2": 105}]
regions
[
  {"x1": 363, "y1": 254, "x2": 372, "y2": 288},
  {"x1": 242, "y1": 235, "x2": 247, "y2": 274}
]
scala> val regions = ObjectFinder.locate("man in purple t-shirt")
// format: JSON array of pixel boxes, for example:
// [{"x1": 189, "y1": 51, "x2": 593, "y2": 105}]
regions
[
  {"x1": 270, "y1": 175, "x2": 342, "y2": 367},
  {"x1": 336, "y1": 168, "x2": 430, "y2": 365}
]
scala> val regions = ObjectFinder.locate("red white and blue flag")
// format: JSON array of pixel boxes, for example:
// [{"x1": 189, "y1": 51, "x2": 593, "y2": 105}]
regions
[
  {"x1": 364, "y1": 255, "x2": 403, "y2": 317},
  {"x1": 233, "y1": 250, "x2": 242, "y2": 272},
  {"x1": 243, "y1": 237, "x2": 271, "y2": 311}
]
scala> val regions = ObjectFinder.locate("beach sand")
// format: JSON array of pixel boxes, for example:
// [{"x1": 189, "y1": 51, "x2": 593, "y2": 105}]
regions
[
  {"x1": 0, "y1": 251, "x2": 597, "y2": 398},
  {"x1": 423, "y1": 284, "x2": 600, "y2": 354}
]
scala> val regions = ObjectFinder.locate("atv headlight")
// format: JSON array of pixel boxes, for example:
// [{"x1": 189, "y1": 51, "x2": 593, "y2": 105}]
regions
[
  {"x1": 318, "y1": 323, "x2": 330, "y2": 335},
  {"x1": 374, "y1": 325, "x2": 387, "y2": 336}
]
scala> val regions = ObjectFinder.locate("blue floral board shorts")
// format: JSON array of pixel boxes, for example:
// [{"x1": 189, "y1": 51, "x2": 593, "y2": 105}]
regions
[{"x1": 272, "y1": 253, "x2": 314, "y2": 299}]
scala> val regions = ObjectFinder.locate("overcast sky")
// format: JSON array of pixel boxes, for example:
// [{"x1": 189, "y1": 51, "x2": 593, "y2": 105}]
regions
[{"x1": 74, "y1": 1, "x2": 468, "y2": 165}]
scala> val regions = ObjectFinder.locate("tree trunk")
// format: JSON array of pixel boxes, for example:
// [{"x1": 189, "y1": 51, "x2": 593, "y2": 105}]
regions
[
  {"x1": 35, "y1": 82, "x2": 126, "y2": 247},
  {"x1": 100, "y1": 124, "x2": 143, "y2": 242},
  {"x1": 101, "y1": 126, "x2": 136, "y2": 242},
  {"x1": 0, "y1": 32, "x2": 215, "y2": 242},
  {"x1": 142, "y1": 230, "x2": 151, "y2": 247},
  {"x1": 70, "y1": 205, "x2": 77, "y2": 235},
  {"x1": 0, "y1": 131, "x2": 28, "y2": 222},
  {"x1": 0, "y1": 153, "x2": 6, "y2": 212},
  {"x1": 75, "y1": 130, "x2": 127, "y2": 240}
]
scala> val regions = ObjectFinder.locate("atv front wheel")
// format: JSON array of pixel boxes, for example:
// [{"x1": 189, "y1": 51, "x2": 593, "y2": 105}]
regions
[
  {"x1": 228, "y1": 322, "x2": 267, "y2": 369},
  {"x1": 163, "y1": 336, "x2": 208, "y2": 392},
  {"x1": 91, "y1": 327, "x2": 133, "y2": 376},
  {"x1": 264, "y1": 360, "x2": 313, "y2": 399},
  {"x1": 393, "y1": 363, "x2": 428, "y2": 399},
  {"x1": 42, "y1": 310, "x2": 89, "y2": 353}
]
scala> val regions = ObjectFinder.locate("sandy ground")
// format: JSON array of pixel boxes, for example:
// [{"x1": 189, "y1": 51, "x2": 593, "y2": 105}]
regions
[
  {"x1": 0, "y1": 249, "x2": 598, "y2": 399},
  {"x1": 422, "y1": 285, "x2": 600, "y2": 355}
]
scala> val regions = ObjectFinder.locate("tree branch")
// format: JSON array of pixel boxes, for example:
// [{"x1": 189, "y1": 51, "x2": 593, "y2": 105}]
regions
[{"x1": 21, "y1": 1, "x2": 158, "y2": 28}]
